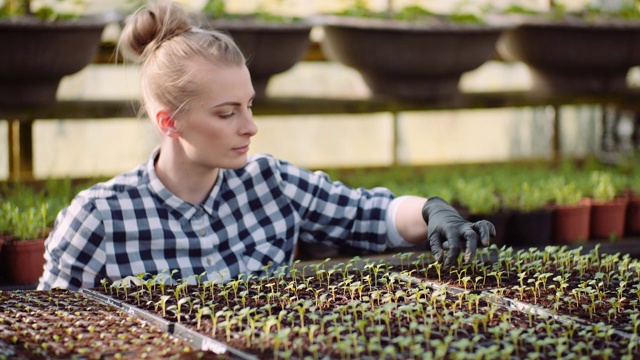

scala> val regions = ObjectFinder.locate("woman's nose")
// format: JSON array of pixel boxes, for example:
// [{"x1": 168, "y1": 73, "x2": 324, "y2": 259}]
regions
[{"x1": 241, "y1": 111, "x2": 258, "y2": 136}]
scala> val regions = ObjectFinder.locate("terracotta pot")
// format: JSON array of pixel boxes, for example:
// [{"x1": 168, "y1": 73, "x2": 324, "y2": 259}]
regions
[
  {"x1": 469, "y1": 211, "x2": 511, "y2": 247},
  {"x1": 2, "y1": 238, "x2": 46, "y2": 285},
  {"x1": 553, "y1": 199, "x2": 591, "y2": 244},
  {"x1": 590, "y1": 198, "x2": 628, "y2": 240},
  {"x1": 321, "y1": 16, "x2": 506, "y2": 99},
  {"x1": 505, "y1": 207, "x2": 554, "y2": 248},
  {"x1": 625, "y1": 195, "x2": 640, "y2": 236}
]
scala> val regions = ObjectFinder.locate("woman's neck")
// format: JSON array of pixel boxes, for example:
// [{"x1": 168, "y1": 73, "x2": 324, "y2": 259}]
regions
[{"x1": 154, "y1": 148, "x2": 220, "y2": 205}]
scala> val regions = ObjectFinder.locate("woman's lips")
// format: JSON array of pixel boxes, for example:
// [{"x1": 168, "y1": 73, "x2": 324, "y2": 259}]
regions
[{"x1": 233, "y1": 145, "x2": 249, "y2": 153}]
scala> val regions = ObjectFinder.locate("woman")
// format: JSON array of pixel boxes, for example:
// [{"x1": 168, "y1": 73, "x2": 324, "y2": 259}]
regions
[{"x1": 38, "y1": 0, "x2": 495, "y2": 291}]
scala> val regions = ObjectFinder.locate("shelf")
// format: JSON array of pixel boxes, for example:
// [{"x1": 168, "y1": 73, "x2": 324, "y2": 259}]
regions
[
  {"x1": 2, "y1": 90, "x2": 640, "y2": 181},
  {"x1": 2, "y1": 90, "x2": 640, "y2": 121}
]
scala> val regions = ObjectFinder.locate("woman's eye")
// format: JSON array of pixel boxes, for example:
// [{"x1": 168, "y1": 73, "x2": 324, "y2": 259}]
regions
[{"x1": 219, "y1": 112, "x2": 235, "y2": 119}]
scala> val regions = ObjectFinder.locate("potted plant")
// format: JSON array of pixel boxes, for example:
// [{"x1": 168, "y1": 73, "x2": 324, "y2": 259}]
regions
[
  {"x1": 549, "y1": 176, "x2": 591, "y2": 244},
  {"x1": 624, "y1": 170, "x2": 640, "y2": 236},
  {"x1": 320, "y1": 1, "x2": 510, "y2": 99},
  {"x1": 587, "y1": 171, "x2": 629, "y2": 239},
  {"x1": 497, "y1": 0, "x2": 640, "y2": 93},
  {"x1": 0, "y1": 179, "x2": 77, "y2": 285},
  {"x1": 0, "y1": 0, "x2": 108, "y2": 106},
  {"x1": 195, "y1": 0, "x2": 313, "y2": 99},
  {"x1": 0, "y1": 202, "x2": 49, "y2": 285},
  {"x1": 503, "y1": 180, "x2": 554, "y2": 247}
]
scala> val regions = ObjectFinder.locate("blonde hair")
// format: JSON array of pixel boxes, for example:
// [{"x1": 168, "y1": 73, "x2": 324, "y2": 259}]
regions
[{"x1": 118, "y1": 0, "x2": 245, "y2": 117}]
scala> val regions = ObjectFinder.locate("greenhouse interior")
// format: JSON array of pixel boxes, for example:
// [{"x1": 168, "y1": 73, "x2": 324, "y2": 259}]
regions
[{"x1": 1, "y1": 0, "x2": 640, "y2": 359}]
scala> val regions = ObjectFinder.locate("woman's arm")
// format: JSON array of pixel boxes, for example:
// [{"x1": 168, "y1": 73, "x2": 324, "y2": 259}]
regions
[{"x1": 393, "y1": 196, "x2": 428, "y2": 245}]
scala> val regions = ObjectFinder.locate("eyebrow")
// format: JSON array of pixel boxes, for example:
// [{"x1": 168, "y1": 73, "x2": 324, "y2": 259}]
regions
[{"x1": 213, "y1": 94, "x2": 256, "y2": 108}]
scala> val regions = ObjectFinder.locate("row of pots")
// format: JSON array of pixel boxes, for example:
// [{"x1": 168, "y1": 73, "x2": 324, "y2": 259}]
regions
[
  {"x1": 1, "y1": 196, "x2": 638, "y2": 285},
  {"x1": 479, "y1": 195, "x2": 640, "y2": 248},
  {"x1": 296, "y1": 194, "x2": 640, "y2": 262},
  {"x1": 4, "y1": 12, "x2": 640, "y2": 106}
]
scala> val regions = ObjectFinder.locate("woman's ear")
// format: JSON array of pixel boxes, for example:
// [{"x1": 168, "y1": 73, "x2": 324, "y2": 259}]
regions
[{"x1": 156, "y1": 110, "x2": 179, "y2": 138}]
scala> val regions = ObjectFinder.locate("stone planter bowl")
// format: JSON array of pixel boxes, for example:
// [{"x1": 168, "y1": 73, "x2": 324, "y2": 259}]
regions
[
  {"x1": 321, "y1": 16, "x2": 507, "y2": 99},
  {"x1": 200, "y1": 18, "x2": 313, "y2": 98},
  {"x1": 0, "y1": 17, "x2": 106, "y2": 106},
  {"x1": 497, "y1": 20, "x2": 640, "y2": 93}
]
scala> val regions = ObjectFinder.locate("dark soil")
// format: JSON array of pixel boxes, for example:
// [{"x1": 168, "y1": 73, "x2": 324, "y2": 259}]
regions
[
  {"x1": 94, "y1": 254, "x2": 640, "y2": 360},
  {"x1": 399, "y1": 246, "x2": 640, "y2": 333},
  {"x1": 0, "y1": 289, "x2": 229, "y2": 359}
]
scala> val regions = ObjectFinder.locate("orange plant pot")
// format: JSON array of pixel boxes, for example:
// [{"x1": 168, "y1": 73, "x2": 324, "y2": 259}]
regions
[
  {"x1": 553, "y1": 199, "x2": 591, "y2": 244},
  {"x1": 2, "y1": 239, "x2": 46, "y2": 285},
  {"x1": 590, "y1": 199, "x2": 628, "y2": 240}
]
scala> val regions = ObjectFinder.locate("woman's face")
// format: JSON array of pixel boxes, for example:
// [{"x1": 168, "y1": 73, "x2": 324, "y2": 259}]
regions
[{"x1": 175, "y1": 61, "x2": 258, "y2": 170}]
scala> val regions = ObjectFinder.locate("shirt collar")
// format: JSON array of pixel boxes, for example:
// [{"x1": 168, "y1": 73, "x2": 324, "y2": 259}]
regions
[
  {"x1": 146, "y1": 146, "x2": 223, "y2": 221},
  {"x1": 200, "y1": 171, "x2": 223, "y2": 217}
]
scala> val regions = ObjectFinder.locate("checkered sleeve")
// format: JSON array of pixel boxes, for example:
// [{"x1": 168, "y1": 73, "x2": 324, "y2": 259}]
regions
[
  {"x1": 275, "y1": 158, "x2": 395, "y2": 253},
  {"x1": 37, "y1": 194, "x2": 108, "y2": 291}
]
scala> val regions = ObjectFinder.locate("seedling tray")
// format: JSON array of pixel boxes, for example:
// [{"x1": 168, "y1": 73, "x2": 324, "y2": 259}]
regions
[
  {"x1": 83, "y1": 289, "x2": 257, "y2": 360},
  {"x1": 400, "y1": 271, "x2": 640, "y2": 343},
  {"x1": 83, "y1": 288, "x2": 172, "y2": 332},
  {"x1": 396, "y1": 245, "x2": 640, "y2": 335},
  {"x1": 0, "y1": 289, "x2": 211, "y2": 359},
  {"x1": 93, "y1": 247, "x2": 640, "y2": 359}
]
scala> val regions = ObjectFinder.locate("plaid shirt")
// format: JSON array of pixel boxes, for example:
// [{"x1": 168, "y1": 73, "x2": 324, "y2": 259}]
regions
[{"x1": 38, "y1": 149, "x2": 401, "y2": 290}]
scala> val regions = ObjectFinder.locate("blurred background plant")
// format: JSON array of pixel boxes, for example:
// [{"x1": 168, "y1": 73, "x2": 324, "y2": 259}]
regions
[
  {"x1": 0, "y1": 0, "x2": 87, "y2": 20},
  {"x1": 0, "y1": 179, "x2": 94, "y2": 240}
]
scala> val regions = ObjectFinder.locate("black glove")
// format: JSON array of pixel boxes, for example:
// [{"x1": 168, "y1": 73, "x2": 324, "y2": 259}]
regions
[{"x1": 421, "y1": 197, "x2": 495, "y2": 269}]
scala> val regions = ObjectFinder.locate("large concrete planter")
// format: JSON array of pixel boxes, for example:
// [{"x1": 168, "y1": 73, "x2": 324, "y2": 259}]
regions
[
  {"x1": 0, "y1": 17, "x2": 106, "y2": 106},
  {"x1": 321, "y1": 16, "x2": 507, "y2": 99},
  {"x1": 497, "y1": 20, "x2": 640, "y2": 93},
  {"x1": 201, "y1": 18, "x2": 312, "y2": 98}
]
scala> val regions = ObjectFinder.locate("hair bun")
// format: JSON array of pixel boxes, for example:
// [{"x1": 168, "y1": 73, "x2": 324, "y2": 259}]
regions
[{"x1": 119, "y1": 0, "x2": 192, "y2": 62}]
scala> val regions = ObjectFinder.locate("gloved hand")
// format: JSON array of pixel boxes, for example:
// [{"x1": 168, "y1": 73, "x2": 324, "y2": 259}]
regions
[{"x1": 421, "y1": 197, "x2": 495, "y2": 269}]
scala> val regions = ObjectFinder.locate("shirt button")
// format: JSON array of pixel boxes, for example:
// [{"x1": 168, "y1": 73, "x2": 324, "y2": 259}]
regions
[
  {"x1": 206, "y1": 258, "x2": 212, "y2": 265},
  {"x1": 199, "y1": 230, "x2": 206, "y2": 236}
]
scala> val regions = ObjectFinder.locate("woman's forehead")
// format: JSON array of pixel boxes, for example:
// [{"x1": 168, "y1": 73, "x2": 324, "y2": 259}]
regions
[{"x1": 188, "y1": 60, "x2": 253, "y2": 100}]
